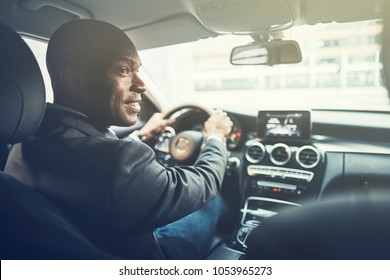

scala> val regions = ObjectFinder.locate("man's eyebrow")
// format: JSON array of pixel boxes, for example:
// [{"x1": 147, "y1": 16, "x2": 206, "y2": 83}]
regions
[
  {"x1": 115, "y1": 56, "x2": 137, "y2": 66},
  {"x1": 114, "y1": 56, "x2": 142, "y2": 69}
]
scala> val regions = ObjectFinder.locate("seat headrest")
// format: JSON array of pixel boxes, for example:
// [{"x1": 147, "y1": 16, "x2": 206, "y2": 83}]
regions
[
  {"x1": 382, "y1": 2, "x2": 390, "y2": 92},
  {"x1": 0, "y1": 23, "x2": 45, "y2": 144}
]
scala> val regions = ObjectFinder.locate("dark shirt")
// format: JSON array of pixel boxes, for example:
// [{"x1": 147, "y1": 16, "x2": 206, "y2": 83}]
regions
[{"x1": 5, "y1": 103, "x2": 228, "y2": 259}]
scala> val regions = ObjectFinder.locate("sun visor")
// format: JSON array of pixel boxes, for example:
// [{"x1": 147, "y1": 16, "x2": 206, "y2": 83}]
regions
[
  {"x1": 124, "y1": 14, "x2": 216, "y2": 50},
  {"x1": 195, "y1": 0, "x2": 299, "y2": 34},
  {"x1": 303, "y1": 0, "x2": 384, "y2": 24}
]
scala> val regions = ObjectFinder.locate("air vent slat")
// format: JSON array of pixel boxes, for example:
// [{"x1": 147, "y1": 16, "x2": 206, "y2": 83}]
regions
[{"x1": 296, "y1": 145, "x2": 321, "y2": 169}]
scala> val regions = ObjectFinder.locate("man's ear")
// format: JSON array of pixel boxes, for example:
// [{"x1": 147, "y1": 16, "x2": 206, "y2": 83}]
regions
[{"x1": 58, "y1": 66, "x2": 87, "y2": 97}]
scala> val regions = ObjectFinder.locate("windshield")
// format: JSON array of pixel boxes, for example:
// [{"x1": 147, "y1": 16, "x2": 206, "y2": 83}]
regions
[{"x1": 139, "y1": 19, "x2": 390, "y2": 113}]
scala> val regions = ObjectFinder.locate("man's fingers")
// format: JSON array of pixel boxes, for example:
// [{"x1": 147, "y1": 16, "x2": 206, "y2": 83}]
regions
[{"x1": 166, "y1": 118, "x2": 176, "y2": 125}]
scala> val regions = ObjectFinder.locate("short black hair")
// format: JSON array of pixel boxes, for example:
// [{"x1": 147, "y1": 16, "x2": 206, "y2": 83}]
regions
[{"x1": 46, "y1": 19, "x2": 137, "y2": 93}]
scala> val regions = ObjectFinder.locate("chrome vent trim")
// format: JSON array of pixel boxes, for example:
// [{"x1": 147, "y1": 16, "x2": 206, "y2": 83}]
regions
[
  {"x1": 245, "y1": 142, "x2": 266, "y2": 163},
  {"x1": 269, "y1": 143, "x2": 291, "y2": 166},
  {"x1": 296, "y1": 145, "x2": 321, "y2": 169}
]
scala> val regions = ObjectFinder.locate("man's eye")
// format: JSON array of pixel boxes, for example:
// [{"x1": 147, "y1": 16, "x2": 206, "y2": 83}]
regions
[{"x1": 118, "y1": 67, "x2": 130, "y2": 75}]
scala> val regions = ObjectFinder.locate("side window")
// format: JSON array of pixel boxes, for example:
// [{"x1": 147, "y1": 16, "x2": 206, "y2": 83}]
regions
[{"x1": 22, "y1": 37, "x2": 53, "y2": 102}]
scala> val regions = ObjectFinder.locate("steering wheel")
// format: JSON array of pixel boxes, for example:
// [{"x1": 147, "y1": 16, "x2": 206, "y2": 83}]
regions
[
  {"x1": 162, "y1": 103, "x2": 213, "y2": 119},
  {"x1": 155, "y1": 104, "x2": 214, "y2": 165}
]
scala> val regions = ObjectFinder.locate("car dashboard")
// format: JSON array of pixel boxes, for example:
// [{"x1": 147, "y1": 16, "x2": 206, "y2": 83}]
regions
[{"x1": 153, "y1": 107, "x2": 390, "y2": 255}]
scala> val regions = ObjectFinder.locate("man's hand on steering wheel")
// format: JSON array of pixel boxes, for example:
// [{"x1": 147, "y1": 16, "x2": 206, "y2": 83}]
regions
[
  {"x1": 204, "y1": 110, "x2": 234, "y2": 143},
  {"x1": 138, "y1": 113, "x2": 176, "y2": 141},
  {"x1": 149, "y1": 106, "x2": 233, "y2": 166}
]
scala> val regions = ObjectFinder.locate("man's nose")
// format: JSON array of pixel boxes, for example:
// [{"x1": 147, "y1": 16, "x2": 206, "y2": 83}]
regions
[{"x1": 131, "y1": 73, "x2": 146, "y2": 93}]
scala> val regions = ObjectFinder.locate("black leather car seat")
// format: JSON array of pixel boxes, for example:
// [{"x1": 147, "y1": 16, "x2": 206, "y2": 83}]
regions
[
  {"x1": 245, "y1": 194, "x2": 390, "y2": 259},
  {"x1": 0, "y1": 22, "x2": 114, "y2": 259},
  {"x1": 0, "y1": 144, "x2": 10, "y2": 171}
]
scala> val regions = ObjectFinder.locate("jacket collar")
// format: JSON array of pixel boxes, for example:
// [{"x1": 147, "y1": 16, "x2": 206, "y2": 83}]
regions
[{"x1": 44, "y1": 103, "x2": 110, "y2": 138}]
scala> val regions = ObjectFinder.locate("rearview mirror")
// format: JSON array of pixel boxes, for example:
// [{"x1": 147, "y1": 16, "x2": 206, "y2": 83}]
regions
[{"x1": 230, "y1": 40, "x2": 302, "y2": 66}]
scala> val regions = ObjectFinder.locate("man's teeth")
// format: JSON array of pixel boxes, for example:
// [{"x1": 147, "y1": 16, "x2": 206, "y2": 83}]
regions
[{"x1": 127, "y1": 101, "x2": 139, "y2": 106}]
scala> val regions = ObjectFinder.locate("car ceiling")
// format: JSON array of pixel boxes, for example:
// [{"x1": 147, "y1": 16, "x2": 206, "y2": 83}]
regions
[{"x1": 0, "y1": 0, "x2": 385, "y2": 50}]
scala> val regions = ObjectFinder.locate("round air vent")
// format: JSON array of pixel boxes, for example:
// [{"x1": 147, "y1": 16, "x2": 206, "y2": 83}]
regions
[
  {"x1": 245, "y1": 142, "x2": 266, "y2": 163},
  {"x1": 270, "y1": 143, "x2": 291, "y2": 166},
  {"x1": 296, "y1": 145, "x2": 321, "y2": 169}
]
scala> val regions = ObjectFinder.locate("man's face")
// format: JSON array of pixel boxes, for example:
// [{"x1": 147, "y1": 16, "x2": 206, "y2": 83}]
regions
[{"x1": 89, "y1": 48, "x2": 145, "y2": 127}]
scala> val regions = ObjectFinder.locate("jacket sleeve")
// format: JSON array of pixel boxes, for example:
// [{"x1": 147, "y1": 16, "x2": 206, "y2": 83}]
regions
[{"x1": 109, "y1": 138, "x2": 228, "y2": 232}]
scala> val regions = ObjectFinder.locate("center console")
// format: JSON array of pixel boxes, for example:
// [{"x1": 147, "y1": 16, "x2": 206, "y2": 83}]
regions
[{"x1": 231, "y1": 110, "x2": 326, "y2": 251}]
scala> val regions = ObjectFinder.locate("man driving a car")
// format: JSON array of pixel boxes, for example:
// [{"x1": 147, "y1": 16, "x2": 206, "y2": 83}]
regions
[{"x1": 5, "y1": 19, "x2": 233, "y2": 259}]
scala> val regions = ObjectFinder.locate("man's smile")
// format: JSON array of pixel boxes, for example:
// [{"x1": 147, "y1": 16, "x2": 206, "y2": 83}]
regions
[{"x1": 124, "y1": 98, "x2": 141, "y2": 113}]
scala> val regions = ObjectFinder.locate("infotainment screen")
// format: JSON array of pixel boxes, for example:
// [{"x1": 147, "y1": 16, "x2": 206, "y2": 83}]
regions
[{"x1": 257, "y1": 110, "x2": 311, "y2": 140}]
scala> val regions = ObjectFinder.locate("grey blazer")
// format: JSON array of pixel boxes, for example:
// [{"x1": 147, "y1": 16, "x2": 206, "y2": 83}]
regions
[{"x1": 5, "y1": 103, "x2": 228, "y2": 259}]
